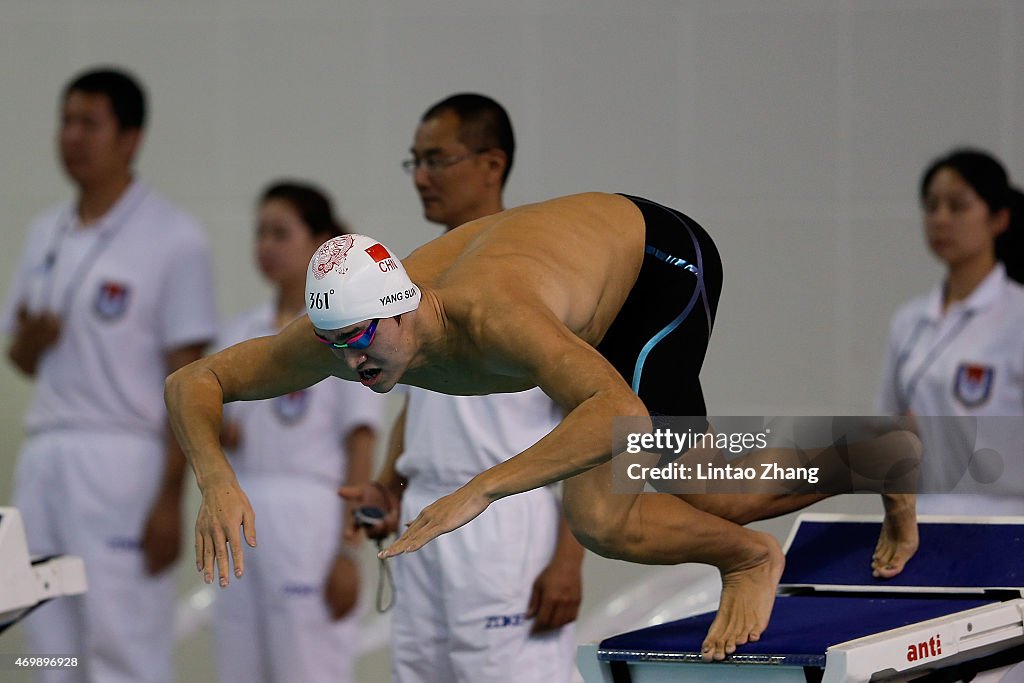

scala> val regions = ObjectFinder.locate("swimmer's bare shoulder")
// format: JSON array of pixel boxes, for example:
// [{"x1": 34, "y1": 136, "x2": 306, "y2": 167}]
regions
[{"x1": 433, "y1": 193, "x2": 646, "y2": 343}]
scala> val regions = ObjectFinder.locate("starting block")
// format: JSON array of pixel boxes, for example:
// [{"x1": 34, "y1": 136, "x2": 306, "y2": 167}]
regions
[
  {"x1": 0, "y1": 507, "x2": 87, "y2": 634},
  {"x1": 580, "y1": 513, "x2": 1024, "y2": 682}
]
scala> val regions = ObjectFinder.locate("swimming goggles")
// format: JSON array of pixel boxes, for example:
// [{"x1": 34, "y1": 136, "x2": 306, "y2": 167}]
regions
[{"x1": 314, "y1": 319, "x2": 379, "y2": 350}]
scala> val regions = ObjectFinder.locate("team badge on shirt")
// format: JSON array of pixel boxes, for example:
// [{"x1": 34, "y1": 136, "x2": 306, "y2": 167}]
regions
[
  {"x1": 94, "y1": 280, "x2": 131, "y2": 320},
  {"x1": 273, "y1": 390, "x2": 309, "y2": 424},
  {"x1": 954, "y1": 363, "x2": 994, "y2": 408}
]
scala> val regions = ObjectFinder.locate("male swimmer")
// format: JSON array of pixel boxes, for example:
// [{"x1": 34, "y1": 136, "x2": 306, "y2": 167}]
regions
[{"x1": 166, "y1": 192, "x2": 919, "y2": 661}]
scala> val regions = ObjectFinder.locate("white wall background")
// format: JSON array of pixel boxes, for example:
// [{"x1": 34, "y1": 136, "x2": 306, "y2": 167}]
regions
[{"x1": 0, "y1": 1, "x2": 1020, "y2": 680}]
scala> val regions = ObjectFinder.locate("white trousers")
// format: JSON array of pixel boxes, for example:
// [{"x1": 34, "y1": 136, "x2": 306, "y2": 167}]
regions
[
  {"x1": 14, "y1": 430, "x2": 177, "y2": 683},
  {"x1": 212, "y1": 475, "x2": 358, "y2": 683},
  {"x1": 391, "y1": 483, "x2": 579, "y2": 683}
]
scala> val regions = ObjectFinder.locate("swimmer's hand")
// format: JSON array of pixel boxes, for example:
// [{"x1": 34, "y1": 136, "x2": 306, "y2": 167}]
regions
[
  {"x1": 378, "y1": 481, "x2": 491, "y2": 558},
  {"x1": 195, "y1": 474, "x2": 256, "y2": 587}
]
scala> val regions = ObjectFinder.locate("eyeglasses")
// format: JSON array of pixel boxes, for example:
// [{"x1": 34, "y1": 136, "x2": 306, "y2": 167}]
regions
[
  {"x1": 315, "y1": 319, "x2": 379, "y2": 350},
  {"x1": 401, "y1": 149, "x2": 488, "y2": 174}
]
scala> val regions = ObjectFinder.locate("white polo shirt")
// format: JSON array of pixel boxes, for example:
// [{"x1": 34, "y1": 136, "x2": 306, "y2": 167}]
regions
[
  {"x1": 876, "y1": 264, "x2": 1024, "y2": 508},
  {"x1": 217, "y1": 304, "x2": 385, "y2": 485},
  {"x1": 396, "y1": 386, "x2": 563, "y2": 490},
  {"x1": 1, "y1": 180, "x2": 218, "y2": 438}
]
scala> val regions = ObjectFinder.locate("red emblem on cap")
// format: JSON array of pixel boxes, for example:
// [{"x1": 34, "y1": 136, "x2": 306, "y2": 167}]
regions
[
  {"x1": 365, "y1": 243, "x2": 391, "y2": 263},
  {"x1": 311, "y1": 236, "x2": 354, "y2": 280}
]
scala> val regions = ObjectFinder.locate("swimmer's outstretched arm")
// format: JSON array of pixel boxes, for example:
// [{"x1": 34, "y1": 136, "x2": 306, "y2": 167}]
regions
[
  {"x1": 382, "y1": 308, "x2": 648, "y2": 557},
  {"x1": 166, "y1": 316, "x2": 341, "y2": 587}
]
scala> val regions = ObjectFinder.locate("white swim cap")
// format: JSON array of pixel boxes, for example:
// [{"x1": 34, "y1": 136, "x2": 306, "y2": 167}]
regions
[{"x1": 306, "y1": 234, "x2": 421, "y2": 329}]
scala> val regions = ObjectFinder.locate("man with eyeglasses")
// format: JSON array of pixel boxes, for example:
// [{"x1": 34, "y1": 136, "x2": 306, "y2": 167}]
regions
[
  {"x1": 336, "y1": 94, "x2": 584, "y2": 683},
  {"x1": 167, "y1": 183, "x2": 921, "y2": 663}
]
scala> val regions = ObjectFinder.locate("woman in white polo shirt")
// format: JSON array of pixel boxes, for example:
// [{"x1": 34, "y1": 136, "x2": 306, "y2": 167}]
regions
[
  {"x1": 211, "y1": 182, "x2": 384, "y2": 683},
  {"x1": 877, "y1": 149, "x2": 1024, "y2": 515}
]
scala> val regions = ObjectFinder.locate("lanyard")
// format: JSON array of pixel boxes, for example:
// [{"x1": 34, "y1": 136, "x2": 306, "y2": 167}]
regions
[
  {"x1": 894, "y1": 309, "x2": 976, "y2": 412},
  {"x1": 38, "y1": 186, "x2": 149, "y2": 316}
]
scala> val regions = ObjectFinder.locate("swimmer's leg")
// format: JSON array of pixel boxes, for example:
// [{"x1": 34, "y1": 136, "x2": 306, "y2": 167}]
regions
[
  {"x1": 564, "y1": 426, "x2": 921, "y2": 660},
  {"x1": 563, "y1": 460, "x2": 784, "y2": 661},
  {"x1": 683, "y1": 427, "x2": 921, "y2": 578}
]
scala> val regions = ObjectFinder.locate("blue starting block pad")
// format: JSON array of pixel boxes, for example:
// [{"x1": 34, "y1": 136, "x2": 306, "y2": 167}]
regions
[{"x1": 581, "y1": 514, "x2": 1024, "y2": 682}]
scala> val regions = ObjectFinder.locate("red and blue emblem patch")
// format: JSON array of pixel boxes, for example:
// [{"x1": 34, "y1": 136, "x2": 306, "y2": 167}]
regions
[
  {"x1": 953, "y1": 363, "x2": 994, "y2": 408},
  {"x1": 273, "y1": 390, "x2": 309, "y2": 424},
  {"x1": 94, "y1": 280, "x2": 131, "y2": 320}
]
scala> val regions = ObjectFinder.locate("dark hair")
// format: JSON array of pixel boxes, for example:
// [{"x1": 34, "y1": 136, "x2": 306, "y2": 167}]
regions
[
  {"x1": 421, "y1": 93, "x2": 515, "y2": 186},
  {"x1": 260, "y1": 181, "x2": 347, "y2": 238},
  {"x1": 1002, "y1": 189, "x2": 1024, "y2": 284},
  {"x1": 63, "y1": 68, "x2": 146, "y2": 130},
  {"x1": 920, "y1": 148, "x2": 1023, "y2": 284}
]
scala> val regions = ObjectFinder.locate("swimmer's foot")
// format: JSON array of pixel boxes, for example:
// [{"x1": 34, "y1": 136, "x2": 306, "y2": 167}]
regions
[
  {"x1": 873, "y1": 493, "x2": 918, "y2": 579},
  {"x1": 701, "y1": 530, "x2": 785, "y2": 662}
]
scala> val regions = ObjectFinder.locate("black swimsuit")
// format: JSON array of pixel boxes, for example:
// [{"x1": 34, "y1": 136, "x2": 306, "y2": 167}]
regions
[{"x1": 595, "y1": 194, "x2": 723, "y2": 416}]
